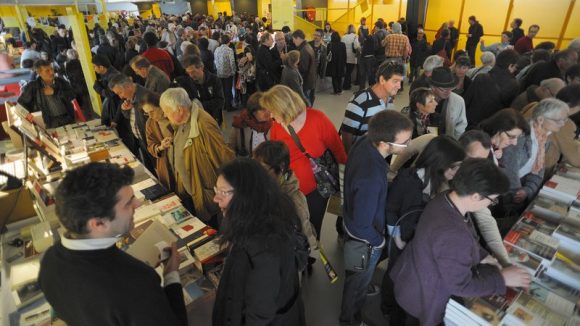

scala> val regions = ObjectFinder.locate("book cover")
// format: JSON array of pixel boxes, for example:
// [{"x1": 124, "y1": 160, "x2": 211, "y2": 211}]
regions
[
  {"x1": 528, "y1": 281, "x2": 577, "y2": 317},
  {"x1": 154, "y1": 195, "x2": 182, "y2": 213},
  {"x1": 125, "y1": 220, "x2": 178, "y2": 267},
  {"x1": 193, "y1": 238, "x2": 226, "y2": 264},
  {"x1": 170, "y1": 217, "x2": 207, "y2": 239},
  {"x1": 162, "y1": 206, "x2": 193, "y2": 226},
  {"x1": 133, "y1": 204, "x2": 162, "y2": 224},
  {"x1": 501, "y1": 292, "x2": 569, "y2": 326},
  {"x1": 552, "y1": 224, "x2": 580, "y2": 254},
  {"x1": 505, "y1": 244, "x2": 542, "y2": 275},
  {"x1": 541, "y1": 175, "x2": 580, "y2": 204},
  {"x1": 504, "y1": 224, "x2": 557, "y2": 261},
  {"x1": 529, "y1": 196, "x2": 568, "y2": 222},
  {"x1": 534, "y1": 268, "x2": 580, "y2": 311},
  {"x1": 140, "y1": 184, "x2": 170, "y2": 202},
  {"x1": 12, "y1": 280, "x2": 43, "y2": 307}
]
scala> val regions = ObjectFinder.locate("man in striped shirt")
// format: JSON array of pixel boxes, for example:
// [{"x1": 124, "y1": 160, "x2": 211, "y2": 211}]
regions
[{"x1": 340, "y1": 62, "x2": 404, "y2": 153}]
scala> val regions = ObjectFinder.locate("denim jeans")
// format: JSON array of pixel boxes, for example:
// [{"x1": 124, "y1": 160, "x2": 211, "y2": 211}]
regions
[
  {"x1": 339, "y1": 244, "x2": 383, "y2": 325},
  {"x1": 358, "y1": 56, "x2": 377, "y2": 90}
]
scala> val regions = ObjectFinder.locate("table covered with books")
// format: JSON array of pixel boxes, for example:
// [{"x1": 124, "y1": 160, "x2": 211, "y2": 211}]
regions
[
  {"x1": 444, "y1": 166, "x2": 580, "y2": 325},
  {"x1": 1, "y1": 103, "x2": 222, "y2": 326}
]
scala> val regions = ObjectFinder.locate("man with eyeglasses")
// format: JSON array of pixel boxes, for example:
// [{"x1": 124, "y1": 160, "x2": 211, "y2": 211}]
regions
[
  {"x1": 511, "y1": 77, "x2": 565, "y2": 112},
  {"x1": 427, "y1": 67, "x2": 468, "y2": 139},
  {"x1": 340, "y1": 110, "x2": 413, "y2": 326}
]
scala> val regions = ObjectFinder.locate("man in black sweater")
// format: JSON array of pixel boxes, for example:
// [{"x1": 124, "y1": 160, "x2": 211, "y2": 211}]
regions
[{"x1": 38, "y1": 163, "x2": 187, "y2": 326}]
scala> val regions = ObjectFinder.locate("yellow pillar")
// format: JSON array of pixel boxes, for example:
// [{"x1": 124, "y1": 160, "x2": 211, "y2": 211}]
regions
[
  {"x1": 99, "y1": 0, "x2": 108, "y2": 28},
  {"x1": 152, "y1": 3, "x2": 161, "y2": 18},
  {"x1": 15, "y1": 4, "x2": 30, "y2": 42},
  {"x1": 66, "y1": 6, "x2": 101, "y2": 115}
]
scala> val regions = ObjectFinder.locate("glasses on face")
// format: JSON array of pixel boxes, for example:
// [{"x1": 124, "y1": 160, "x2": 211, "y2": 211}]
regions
[
  {"x1": 483, "y1": 195, "x2": 499, "y2": 206},
  {"x1": 387, "y1": 138, "x2": 411, "y2": 148},
  {"x1": 544, "y1": 116, "x2": 567, "y2": 125},
  {"x1": 502, "y1": 131, "x2": 519, "y2": 140},
  {"x1": 213, "y1": 186, "x2": 234, "y2": 197}
]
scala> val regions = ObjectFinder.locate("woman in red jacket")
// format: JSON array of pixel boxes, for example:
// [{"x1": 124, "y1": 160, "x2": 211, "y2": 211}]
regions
[{"x1": 260, "y1": 85, "x2": 347, "y2": 240}]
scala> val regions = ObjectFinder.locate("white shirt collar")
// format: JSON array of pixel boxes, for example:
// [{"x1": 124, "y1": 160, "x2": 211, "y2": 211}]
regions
[{"x1": 61, "y1": 236, "x2": 119, "y2": 251}]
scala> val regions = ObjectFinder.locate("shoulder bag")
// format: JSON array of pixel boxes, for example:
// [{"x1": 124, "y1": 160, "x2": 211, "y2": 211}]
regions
[{"x1": 287, "y1": 125, "x2": 339, "y2": 198}]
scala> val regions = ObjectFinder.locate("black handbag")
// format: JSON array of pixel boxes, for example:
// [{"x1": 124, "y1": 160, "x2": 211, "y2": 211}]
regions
[{"x1": 287, "y1": 125, "x2": 339, "y2": 198}]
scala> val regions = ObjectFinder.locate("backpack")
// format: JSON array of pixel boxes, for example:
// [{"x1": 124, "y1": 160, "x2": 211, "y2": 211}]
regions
[{"x1": 361, "y1": 34, "x2": 376, "y2": 56}]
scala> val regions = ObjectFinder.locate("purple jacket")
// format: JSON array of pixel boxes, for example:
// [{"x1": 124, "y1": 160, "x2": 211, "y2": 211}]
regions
[{"x1": 389, "y1": 193, "x2": 505, "y2": 325}]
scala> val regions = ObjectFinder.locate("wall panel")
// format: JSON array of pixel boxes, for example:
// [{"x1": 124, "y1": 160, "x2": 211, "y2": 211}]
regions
[{"x1": 510, "y1": 0, "x2": 569, "y2": 39}]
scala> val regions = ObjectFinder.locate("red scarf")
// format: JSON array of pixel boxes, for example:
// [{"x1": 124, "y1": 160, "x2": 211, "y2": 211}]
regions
[{"x1": 231, "y1": 109, "x2": 272, "y2": 133}]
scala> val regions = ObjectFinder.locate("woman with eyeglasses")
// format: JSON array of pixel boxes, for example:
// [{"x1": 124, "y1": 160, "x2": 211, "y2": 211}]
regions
[
  {"x1": 478, "y1": 108, "x2": 530, "y2": 166},
  {"x1": 260, "y1": 85, "x2": 347, "y2": 242},
  {"x1": 500, "y1": 98, "x2": 569, "y2": 212},
  {"x1": 212, "y1": 158, "x2": 306, "y2": 326},
  {"x1": 390, "y1": 158, "x2": 531, "y2": 326},
  {"x1": 381, "y1": 135, "x2": 465, "y2": 324}
]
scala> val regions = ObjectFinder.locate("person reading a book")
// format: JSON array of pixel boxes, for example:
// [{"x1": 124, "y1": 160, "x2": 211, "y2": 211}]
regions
[
  {"x1": 38, "y1": 163, "x2": 188, "y2": 326},
  {"x1": 212, "y1": 158, "x2": 306, "y2": 326},
  {"x1": 390, "y1": 158, "x2": 532, "y2": 326},
  {"x1": 501, "y1": 98, "x2": 570, "y2": 213}
]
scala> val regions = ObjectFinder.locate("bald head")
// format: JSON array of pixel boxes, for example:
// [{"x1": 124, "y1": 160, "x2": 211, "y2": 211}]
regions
[{"x1": 540, "y1": 78, "x2": 566, "y2": 98}]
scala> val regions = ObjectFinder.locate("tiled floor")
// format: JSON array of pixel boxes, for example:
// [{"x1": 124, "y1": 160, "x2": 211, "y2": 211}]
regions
[{"x1": 225, "y1": 78, "x2": 411, "y2": 326}]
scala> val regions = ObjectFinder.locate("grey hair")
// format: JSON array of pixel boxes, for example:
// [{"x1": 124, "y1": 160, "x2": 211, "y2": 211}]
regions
[
  {"x1": 532, "y1": 98, "x2": 569, "y2": 120},
  {"x1": 391, "y1": 22, "x2": 402, "y2": 34},
  {"x1": 540, "y1": 78, "x2": 566, "y2": 95},
  {"x1": 108, "y1": 73, "x2": 133, "y2": 89},
  {"x1": 66, "y1": 49, "x2": 78, "y2": 60},
  {"x1": 481, "y1": 51, "x2": 495, "y2": 65},
  {"x1": 568, "y1": 38, "x2": 580, "y2": 52},
  {"x1": 160, "y1": 88, "x2": 192, "y2": 113},
  {"x1": 423, "y1": 55, "x2": 444, "y2": 72}
]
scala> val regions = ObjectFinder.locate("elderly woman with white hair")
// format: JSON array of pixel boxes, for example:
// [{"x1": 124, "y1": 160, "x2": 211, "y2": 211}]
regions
[
  {"x1": 409, "y1": 54, "x2": 444, "y2": 93},
  {"x1": 500, "y1": 98, "x2": 569, "y2": 208},
  {"x1": 467, "y1": 51, "x2": 495, "y2": 79},
  {"x1": 160, "y1": 87, "x2": 235, "y2": 227}
]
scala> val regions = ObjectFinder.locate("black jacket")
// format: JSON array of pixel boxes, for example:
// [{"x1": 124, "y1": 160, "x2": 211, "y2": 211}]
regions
[
  {"x1": 17, "y1": 76, "x2": 76, "y2": 128},
  {"x1": 385, "y1": 167, "x2": 427, "y2": 269},
  {"x1": 467, "y1": 22, "x2": 484, "y2": 46},
  {"x1": 520, "y1": 60, "x2": 562, "y2": 92},
  {"x1": 511, "y1": 27, "x2": 525, "y2": 45},
  {"x1": 464, "y1": 66, "x2": 519, "y2": 128},
  {"x1": 175, "y1": 72, "x2": 224, "y2": 123},
  {"x1": 97, "y1": 43, "x2": 125, "y2": 71},
  {"x1": 213, "y1": 237, "x2": 305, "y2": 326},
  {"x1": 256, "y1": 44, "x2": 281, "y2": 91},
  {"x1": 326, "y1": 41, "x2": 347, "y2": 78}
]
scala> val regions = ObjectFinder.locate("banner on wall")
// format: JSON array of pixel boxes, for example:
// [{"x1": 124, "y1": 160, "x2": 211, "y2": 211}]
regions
[{"x1": 271, "y1": 0, "x2": 293, "y2": 30}]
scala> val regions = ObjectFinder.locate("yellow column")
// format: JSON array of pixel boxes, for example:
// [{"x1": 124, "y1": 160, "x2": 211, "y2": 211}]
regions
[
  {"x1": 66, "y1": 6, "x2": 101, "y2": 115},
  {"x1": 152, "y1": 3, "x2": 161, "y2": 18},
  {"x1": 557, "y1": 0, "x2": 576, "y2": 49},
  {"x1": 99, "y1": 0, "x2": 109, "y2": 27},
  {"x1": 15, "y1": 4, "x2": 30, "y2": 41}
]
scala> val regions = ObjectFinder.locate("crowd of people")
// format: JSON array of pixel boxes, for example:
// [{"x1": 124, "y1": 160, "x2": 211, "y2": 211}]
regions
[{"x1": 9, "y1": 9, "x2": 578, "y2": 326}]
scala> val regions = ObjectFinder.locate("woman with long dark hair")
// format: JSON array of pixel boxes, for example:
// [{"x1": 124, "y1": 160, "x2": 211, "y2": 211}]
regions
[
  {"x1": 381, "y1": 135, "x2": 465, "y2": 324},
  {"x1": 212, "y1": 158, "x2": 306, "y2": 326}
]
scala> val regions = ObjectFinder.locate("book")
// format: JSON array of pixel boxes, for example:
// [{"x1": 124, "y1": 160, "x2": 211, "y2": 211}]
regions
[
  {"x1": 534, "y1": 268, "x2": 580, "y2": 312},
  {"x1": 161, "y1": 206, "x2": 193, "y2": 226},
  {"x1": 565, "y1": 202, "x2": 580, "y2": 227},
  {"x1": 133, "y1": 203, "x2": 162, "y2": 225},
  {"x1": 518, "y1": 212, "x2": 559, "y2": 236},
  {"x1": 140, "y1": 184, "x2": 170, "y2": 202},
  {"x1": 504, "y1": 224, "x2": 558, "y2": 262},
  {"x1": 131, "y1": 179, "x2": 157, "y2": 201},
  {"x1": 126, "y1": 220, "x2": 178, "y2": 267},
  {"x1": 558, "y1": 164, "x2": 580, "y2": 181},
  {"x1": 154, "y1": 195, "x2": 182, "y2": 213},
  {"x1": 455, "y1": 295, "x2": 513, "y2": 326},
  {"x1": 529, "y1": 196, "x2": 569, "y2": 222},
  {"x1": 528, "y1": 281, "x2": 577, "y2": 317},
  {"x1": 170, "y1": 217, "x2": 207, "y2": 239},
  {"x1": 540, "y1": 175, "x2": 580, "y2": 205},
  {"x1": 10, "y1": 256, "x2": 43, "y2": 307},
  {"x1": 500, "y1": 292, "x2": 569, "y2": 326},
  {"x1": 505, "y1": 244, "x2": 543, "y2": 275},
  {"x1": 192, "y1": 238, "x2": 226, "y2": 265}
]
